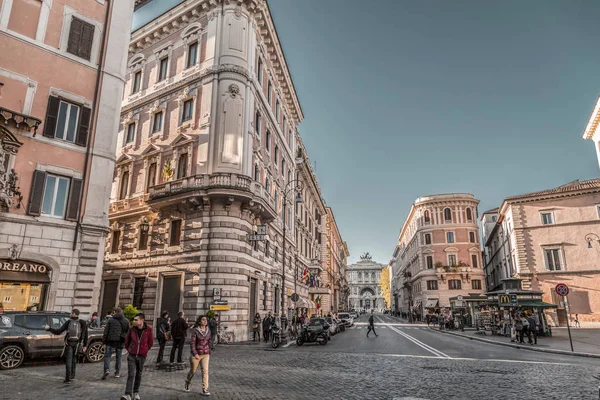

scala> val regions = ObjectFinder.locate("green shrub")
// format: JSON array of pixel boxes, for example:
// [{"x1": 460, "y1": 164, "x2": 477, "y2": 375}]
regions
[
  {"x1": 206, "y1": 310, "x2": 216, "y2": 319},
  {"x1": 123, "y1": 304, "x2": 139, "y2": 325}
]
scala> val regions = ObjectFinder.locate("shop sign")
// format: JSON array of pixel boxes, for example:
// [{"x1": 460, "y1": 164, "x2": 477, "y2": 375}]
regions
[
  {"x1": 498, "y1": 294, "x2": 517, "y2": 307},
  {"x1": 0, "y1": 260, "x2": 49, "y2": 274}
]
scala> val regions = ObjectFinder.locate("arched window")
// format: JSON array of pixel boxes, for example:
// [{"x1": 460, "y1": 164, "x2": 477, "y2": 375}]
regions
[
  {"x1": 265, "y1": 178, "x2": 270, "y2": 194},
  {"x1": 119, "y1": 172, "x2": 129, "y2": 200},
  {"x1": 371, "y1": 272, "x2": 375, "y2": 282},
  {"x1": 424, "y1": 210, "x2": 431, "y2": 223},
  {"x1": 444, "y1": 208, "x2": 452, "y2": 222},
  {"x1": 177, "y1": 153, "x2": 188, "y2": 179},
  {"x1": 254, "y1": 164, "x2": 260, "y2": 181},
  {"x1": 466, "y1": 208, "x2": 473, "y2": 221},
  {"x1": 425, "y1": 233, "x2": 431, "y2": 245}
]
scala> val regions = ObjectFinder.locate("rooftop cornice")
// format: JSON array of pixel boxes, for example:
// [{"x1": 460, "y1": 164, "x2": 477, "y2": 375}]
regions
[{"x1": 583, "y1": 96, "x2": 600, "y2": 140}]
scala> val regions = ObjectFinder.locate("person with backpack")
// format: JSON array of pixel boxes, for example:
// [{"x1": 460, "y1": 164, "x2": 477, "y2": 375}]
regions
[
  {"x1": 155, "y1": 311, "x2": 170, "y2": 364},
  {"x1": 121, "y1": 313, "x2": 153, "y2": 400},
  {"x1": 102, "y1": 307, "x2": 130, "y2": 380},
  {"x1": 44, "y1": 309, "x2": 88, "y2": 384},
  {"x1": 366, "y1": 311, "x2": 378, "y2": 338},
  {"x1": 170, "y1": 311, "x2": 189, "y2": 364}
]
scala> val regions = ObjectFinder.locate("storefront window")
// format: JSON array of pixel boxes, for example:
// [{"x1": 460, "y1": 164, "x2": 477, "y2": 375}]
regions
[{"x1": 0, "y1": 283, "x2": 46, "y2": 311}]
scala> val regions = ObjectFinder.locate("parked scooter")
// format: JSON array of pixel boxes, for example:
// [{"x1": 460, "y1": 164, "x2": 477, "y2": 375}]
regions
[
  {"x1": 296, "y1": 326, "x2": 328, "y2": 346},
  {"x1": 271, "y1": 325, "x2": 281, "y2": 348}
]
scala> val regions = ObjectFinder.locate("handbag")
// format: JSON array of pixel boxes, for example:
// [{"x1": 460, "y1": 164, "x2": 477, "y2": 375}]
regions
[{"x1": 164, "y1": 331, "x2": 172, "y2": 341}]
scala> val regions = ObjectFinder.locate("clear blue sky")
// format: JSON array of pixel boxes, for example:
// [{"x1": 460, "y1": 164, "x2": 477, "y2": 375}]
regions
[{"x1": 135, "y1": 1, "x2": 600, "y2": 265}]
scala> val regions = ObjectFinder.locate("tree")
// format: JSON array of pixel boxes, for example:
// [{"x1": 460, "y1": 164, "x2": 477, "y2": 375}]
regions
[
  {"x1": 122, "y1": 304, "x2": 139, "y2": 326},
  {"x1": 379, "y1": 266, "x2": 391, "y2": 308}
]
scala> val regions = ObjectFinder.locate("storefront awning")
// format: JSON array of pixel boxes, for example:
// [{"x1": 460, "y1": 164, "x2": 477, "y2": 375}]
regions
[
  {"x1": 517, "y1": 300, "x2": 558, "y2": 309},
  {"x1": 296, "y1": 298, "x2": 316, "y2": 309},
  {"x1": 425, "y1": 299, "x2": 439, "y2": 308}
]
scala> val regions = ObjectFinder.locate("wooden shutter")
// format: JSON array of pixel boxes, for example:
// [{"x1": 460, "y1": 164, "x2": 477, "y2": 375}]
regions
[
  {"x1": 27, "y1": 171, "x2": 47, "y2": 216},
  {"x1": 75, "y1": 106, "x2": 91, "y2": 147},
  {"x1": 43, "y1": 96, "x2": 60, "y2": 138},
  {"x1": 67, "y1": 18, "x2": 83, "y2": 56},
  {"x1": 79, "y1": 21, "x2": 95, "y2": 61},
  {"x1": 65, "y1": 178, "x2": 83, "y2": 221}
]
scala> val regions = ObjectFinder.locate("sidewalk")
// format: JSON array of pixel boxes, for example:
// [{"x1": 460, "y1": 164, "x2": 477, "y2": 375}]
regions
[{"x1": 431, "y1": 325, "x2": 600, "y2": 358}]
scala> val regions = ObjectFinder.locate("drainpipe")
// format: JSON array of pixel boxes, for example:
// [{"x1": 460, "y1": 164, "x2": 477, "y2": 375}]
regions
[{"x1": 73, "y1": 0, "x2": 112, "y2": 251}]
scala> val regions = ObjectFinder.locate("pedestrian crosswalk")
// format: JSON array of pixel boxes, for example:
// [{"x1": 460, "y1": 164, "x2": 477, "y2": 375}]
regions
[{"x1": 351, "y1": 326, "x2": 429, "y2": 330}]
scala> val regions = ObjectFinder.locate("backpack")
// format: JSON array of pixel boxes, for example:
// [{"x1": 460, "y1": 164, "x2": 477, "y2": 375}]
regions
[
  {"x1": 67, "y1": 320, "x2": 81, "y2": 341},
  {"x1": 120, "y1": 320, "x2": 128, "y2": 342},
  {"x1": 515, "y1": 320, "x2": 523, "y2": 331}
]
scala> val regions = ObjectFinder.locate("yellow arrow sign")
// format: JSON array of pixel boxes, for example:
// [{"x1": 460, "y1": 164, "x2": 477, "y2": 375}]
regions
[{"x1": 210, "y1": 305, "x2": 230, "y2": 311}]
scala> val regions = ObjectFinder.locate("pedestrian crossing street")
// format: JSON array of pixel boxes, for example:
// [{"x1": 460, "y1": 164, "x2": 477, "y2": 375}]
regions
[{"x1": 350, "y1": 326, "x2": 429, "y2": 330}]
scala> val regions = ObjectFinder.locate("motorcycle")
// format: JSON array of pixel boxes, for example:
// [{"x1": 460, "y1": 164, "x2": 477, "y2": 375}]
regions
[
  {"x1": 271, "y1": 325, "x2": 281, "y2": 348},
  {"x1": 296, "y1": 326, "x2": 328, "y2": 346}
]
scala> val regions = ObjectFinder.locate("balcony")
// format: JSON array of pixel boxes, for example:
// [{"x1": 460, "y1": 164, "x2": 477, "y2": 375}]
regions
[
  {"x1": 110, "y1": 193, "x2": 150, "y2": 217},
  {"x1": 309, "y1": 286, "x2": 331, "y2": 295},
  {"x1": 148, "y1": 173, "x2": 277, "y2": 220}
]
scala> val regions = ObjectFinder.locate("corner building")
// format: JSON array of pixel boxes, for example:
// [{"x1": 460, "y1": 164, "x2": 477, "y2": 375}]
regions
[{"x1": 101, "y1": 0, "x2": 342, "y2": 341}]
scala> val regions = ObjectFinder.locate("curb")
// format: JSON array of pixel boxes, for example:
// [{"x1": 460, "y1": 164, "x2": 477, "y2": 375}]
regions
[{"x1": 428, "y1": 327, "x2": 600, "y2": 359}]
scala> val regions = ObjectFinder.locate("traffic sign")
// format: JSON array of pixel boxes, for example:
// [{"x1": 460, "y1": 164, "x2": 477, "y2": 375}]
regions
[
  {"x1": 248, "y1": 234, "x2": 266, "y2": 241},
  {"x1": 457, "y1": 295, "x2": 463, "y2": 301},
  {"x1": 210, "y1": 305, "x2": 230, "y2": 311},
  {"x1": 256, "y1": 225, "x2": 267, "y2": 235},
  {"x1": 214, "y1": 299, "x2": 228, "y2": 305},
  {"x1": 555, "y1": 283, "x2": 569, "y2": 297},
  {"x1": 290, "y1": 293, "x2": 299, "y2": 302}
]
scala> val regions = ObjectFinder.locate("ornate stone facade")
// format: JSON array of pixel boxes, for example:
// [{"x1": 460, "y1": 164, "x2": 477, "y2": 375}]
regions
[{"x1": 348, "y1": 254, "x2": 386, "y2": 311}]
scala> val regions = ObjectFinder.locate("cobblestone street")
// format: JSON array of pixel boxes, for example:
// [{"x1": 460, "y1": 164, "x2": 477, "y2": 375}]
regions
[{"x1": 6, "y1": 314, "x2": 600, "y2": 400}]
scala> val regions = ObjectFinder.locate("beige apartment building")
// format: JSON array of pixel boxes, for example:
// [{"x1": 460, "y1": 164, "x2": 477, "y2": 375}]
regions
[
  {"x1": 391, "y1": 194, "x2": 485, "y2": 320},
  {"x1": 482, "y1": 179, "x2": 600, "y2": 326},
  {"x1": 0, "y1": 0, "x2": 133, "y2": 316},
  {"x1": 101, "y1": 0, "x2": 346, "y2": 340}
]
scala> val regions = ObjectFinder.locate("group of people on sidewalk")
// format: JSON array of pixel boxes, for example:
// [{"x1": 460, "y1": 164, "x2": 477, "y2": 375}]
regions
[
  {"x1": 252, "y1": 312, "x2": 283, "y2": 342},
  {"x1": 511, "y1": 312, "x2": 541, "y2": 345},
  {"x1": 45, "y1": 308, "x2": 216, "y2": 399}
]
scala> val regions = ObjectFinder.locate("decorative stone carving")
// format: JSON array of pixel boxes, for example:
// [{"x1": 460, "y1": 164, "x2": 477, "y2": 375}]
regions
[{"x1": 228, "y1": 84, "x2": 240, "y2": 97}]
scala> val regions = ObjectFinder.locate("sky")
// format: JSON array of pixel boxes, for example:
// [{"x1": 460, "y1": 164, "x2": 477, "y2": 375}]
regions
[{"x1": 135, "y1": 1, "x2": 600, "y2": 265}]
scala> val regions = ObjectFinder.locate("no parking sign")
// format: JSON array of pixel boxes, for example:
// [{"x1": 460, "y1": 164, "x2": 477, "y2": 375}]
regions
[{"x1": 555, "y1": 283, "x2": 569, "y2": 297}]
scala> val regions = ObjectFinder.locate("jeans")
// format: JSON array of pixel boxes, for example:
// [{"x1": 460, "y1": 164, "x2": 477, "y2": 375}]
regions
[
  {"x1": 518, "y1": 329, "x2": 524, "y2": 343},
  {"x1": 64, "y1": 341, "x2": 79, "y2": 380},
  {"x1": 367, "y1": 325, "x2": 377, "y2": 337},
  {"x1": 186, "y1": 354, "x2": 210, "y2": 391},
  {"x1": 210, "y1": 332, "x2": 217, "y2": 349},
  {"x1": 252, "y1": 329, "x2": 260, "y2": 341},
  {"x1": 125, "y1": 355, "x2": 146, "y2": 395},
  {"x1": 170, "y1": 337, "x2": 185, "y2": 363},
  {"x1": 156, "y1": 339, "x2": 166, "y2": 362},
  {"x1": 104, "y1": 343, "x2": 123, "y2": 374}
]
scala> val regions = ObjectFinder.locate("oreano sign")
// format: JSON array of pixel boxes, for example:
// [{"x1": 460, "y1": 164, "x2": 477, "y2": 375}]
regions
[{"x1": 1, "y1": 260, "x2": 49, "y2": 274}]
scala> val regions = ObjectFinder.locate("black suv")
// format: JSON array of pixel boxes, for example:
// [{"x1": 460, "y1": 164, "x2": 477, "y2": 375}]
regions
[{"x1": 0, "y1": 311, "x2": 105, "y2": 370}]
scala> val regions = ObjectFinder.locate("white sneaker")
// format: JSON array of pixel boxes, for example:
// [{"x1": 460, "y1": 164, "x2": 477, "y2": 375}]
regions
[
  {"x1": 133, "y1": 393, "x2": 141, "y2": 400},
  {"x1": 120, "y1": 396, "x2": 131, "y2": 400}
]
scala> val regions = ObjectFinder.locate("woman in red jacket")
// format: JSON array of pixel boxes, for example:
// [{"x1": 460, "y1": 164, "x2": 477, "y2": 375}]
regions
[
  {"x1": 121, "y1": 313, "x2": 153, "y2": 400},
  {"x1": 184, "y1": 315, "x2": 211, "y2": 396}
]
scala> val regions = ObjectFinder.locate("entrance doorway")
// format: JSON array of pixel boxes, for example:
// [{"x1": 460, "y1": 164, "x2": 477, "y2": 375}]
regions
[
  {"x1": 101, "y1": 280, "x2": 118, "y2": 318},
  {"x1": 160, "y1": 275, "x2": 182, "y2": 318},
  {"x1": 249, "y1": 278, "x2": 257, "y2": 329}
]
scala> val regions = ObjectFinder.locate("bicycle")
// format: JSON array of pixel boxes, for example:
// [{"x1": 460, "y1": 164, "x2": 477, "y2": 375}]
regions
[{"x1": 216, "y1": 326, "x2": 235, "y2": 345}]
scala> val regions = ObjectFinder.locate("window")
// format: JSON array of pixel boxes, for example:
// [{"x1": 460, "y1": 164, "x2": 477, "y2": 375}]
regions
[
  {"x1": 266, "y1": 130, "x2": 271, "y2": 151},
  {"x1": 276, "y1": 100, "x2": 280, "y2": 120},
  {"x1": 139, "y1": 226, "x2": 149, "y2": 250},
  {"x1": 469, "y1": 232, "x2": 476, "y2": 243},
  {"x1": 182, "y1": 99, "x2": 193, "y2": 122},
  {"x1": 471, "y1": 254, "x2": 478, "y2": 268},
  {"x1": 444, "y1": 208, "x2": 452, "y2": 222},
  {"x1": 126, "y1": 123, "x2": 136, "y2": 143},
  {"x1": 177, "y1": 153, "x2": 188, "y2": 179},
  {"x1": 254, "y1": 165, "x2": 260, "y2": 181},
  {"x1": 281, "y1": 159, "x2": 286, "y2": 179},
  {"x1": 597, "y1": 205, "x2": 600, "y2": 218},
  {"x1": 257, "y1": 57, "x2": 263, "y2": 83},
  {"x1": 111, "y1": 230, "x2": 120, "y2": 254},
  {"x1": 448, "y1": 280, "x2": 462, "y2": 290},
  {"x1": 170, "y1": 220, "x2": 182, "y2": 246},
  {"x1": 119, "y1": 172, "x2": 129, "y2": 200},
  {"x1": 274, "y1": 145, "x2": 279, "y2": 165},
  {"x1": 255, "y1": 111, "x2": 261, "y2": 137},
  {"x1": 427, "y1": 280, "x2": 438, "y2": 290},
  {"x1": 424, "y1": 233, "x2": 431, "y2": 245},
  {"x1": 265, "y1": 240, "x2": 270, "y2": 258},
  {"x1": 186, "y1": 42, "x2": 198, "y2": 68},
  {"x1": 55, "y1": 101, "x2": 80, "y2": 143},
  {"x1": 67, "y1": 17, "x2": 94, "y2": 60},
  {"x1": 492, "y1": 216, "x2": 497, "y2": 222},
  {"x1": 424, "y1": 210, "x2": 431, "y2": 223},
  {"x1": 152, "y1": 112, "x2": 163, "y2": 133},
  {"x1": 132, "y1": 71, "x2": 142, "y2": 93},
  {"x1": 448, "y1": 254, "x2": 457, "y2": 266},
  {"x1": 146, "y1": 163, "x2": 157, "y2": 191},
  {"x1": 426, "y1": 256, "x2": 433, "y2": 269},
  {"x1": 3, "y1": 296, "x2": 11, "y2": 303},
  {"x1": 446, "y1": 232, "x2": 455, "y2": 243},
  {"x1": 132, "y1": 277, "x2": 145, "y2": 309},
  {"x1": 274, "y1": 247, "x2": 279, "y2": 263},
  {"x1": 42, "y1": 174, "x2": 70, "y2": 218},
  {"x1": 267, "y1": 81, "x2": 272, "y2": 105},
  {"x1": 544, "y1": 248, "x2": 563, "y2": 271},
  {"x1": 158, "y1": 57, "x2": 168, "y2": 81},
  {"x1": 541, "y1": 212, "x2": 554, "y2": 225},
  {"x1": 265, "y1": 177, "x2": 270, "y2": 193},
  {"x1": 472, "y1": 280, "x2": 482, "y2": 290},
  {"x1": 466, "y1": 208, "x2": 473, "y2": 221},
  {"x1": 282, "y1": 117, "x2": 286, "y2": 136},
  {"x1": 22, "y1": 315, "x2": 48, "y2": 330}
]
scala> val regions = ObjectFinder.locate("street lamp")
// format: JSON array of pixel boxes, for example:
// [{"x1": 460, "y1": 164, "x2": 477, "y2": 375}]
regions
[
  {"x1": 586, "y1": 233, "x2": 599, "y2": 249},
  {"x1": 140, "y1": 218, "x2": 150, "y2": 234},
  {"x1": 281, "y1": 178, "x2": 303, "y2": 342}
]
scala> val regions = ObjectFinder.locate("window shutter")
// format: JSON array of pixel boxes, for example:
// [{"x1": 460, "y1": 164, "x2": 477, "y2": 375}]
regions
[
  {"x1": 75, "y1": 106, "x2": 91, "y2": 147},
  {"x1": 67, "y1": 18, "x2": 83, "y2": 56},
  {"x1": 43, "y1": 96, "x2": 60, "y2": 138},
  {"x1": 65, "y1": 178, "x2": 83, "y2": 221},
  {"x1": 27, "y1": 171, "x2": 47, "y2": 216},
  {"x1": 79, "y1": 21, "x2": 95, "y2": 61}
]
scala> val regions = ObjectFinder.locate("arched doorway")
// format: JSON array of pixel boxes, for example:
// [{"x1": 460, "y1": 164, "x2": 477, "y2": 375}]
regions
[{"x1": 361, "y1": 288, "x2": 375, "y2": 310}]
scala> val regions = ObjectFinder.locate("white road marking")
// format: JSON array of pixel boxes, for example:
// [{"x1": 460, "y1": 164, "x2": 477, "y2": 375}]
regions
[{"x1": 376, "y1": 316, "x2": 451, "y2": 359}]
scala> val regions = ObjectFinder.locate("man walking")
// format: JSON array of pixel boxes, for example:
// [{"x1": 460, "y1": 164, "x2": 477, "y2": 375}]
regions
[
  {"x1": 366, "y1": 311, "x2": 378, "y2": 338},
  {"x1": 170, "y1": 311, "x2": 189, "y2": 364},
  {"x1": 155, "y1": 311, "x2": 170, "y2": 364},
  {"x1": 44, "y1": 309, "x2": 88, "y2": 383},
  {"x1": 527, "y1": 314, "x2": 538, "y2": 345},
  {"x1": 262, "y1": 313, "x2": 272, "y2": 343},
  {"x1": 102, "y1": 307, "x2": 129, "y2": 379},
  {"x1": 121, "y1": 313, "x2": 153, "y2": 400},
  {"x1": 208, "y1": 312, "x2": 218, "y2": 350}
]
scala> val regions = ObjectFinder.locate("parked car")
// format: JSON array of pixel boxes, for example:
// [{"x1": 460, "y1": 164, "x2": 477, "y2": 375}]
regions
[
  {"x1": 349, "y1": 311, "x2": 359, "y2": 319},
  {"x1": 333, "y1": 317, "x2": 345, "y2": 332},
  {"x1": 0, "y1": 311, "x2": 106, "y2": 370},
  {"x1": 308, "y1": 318, "x2": 331, "y2": 340},
  {"x1": 337, "y1": 312, "x2": 354, "y2": 327},
  {"x1": 324, "y1": 317, "x2": 338, "y2": 336}
]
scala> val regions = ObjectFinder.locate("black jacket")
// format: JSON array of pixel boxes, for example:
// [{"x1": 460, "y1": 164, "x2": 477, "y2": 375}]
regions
[
  {"x1": 103, "y1": 313, "x2": 130, "y2": 345},
  {"x1": 368, "y1": 315, "x2": 374, "y2": 326},
  {"x1": 156, "y1": 317, "x2": 170, "y2": 340},
  {"x1": 170, "y1": 317, "x2": 189, "y2": 339},
  {"x1": 48, "y1": 317, "x2": 88, "y2": 344}
]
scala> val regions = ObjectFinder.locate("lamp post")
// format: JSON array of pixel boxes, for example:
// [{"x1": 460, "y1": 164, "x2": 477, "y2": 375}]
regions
[{"x1": 281, "y1": 179, "x2": 303, "y2": 342}]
